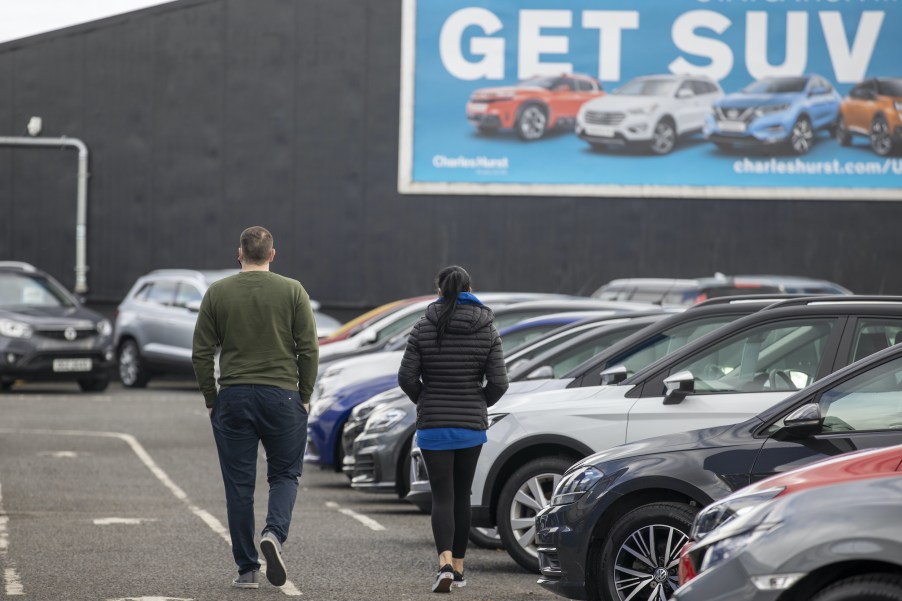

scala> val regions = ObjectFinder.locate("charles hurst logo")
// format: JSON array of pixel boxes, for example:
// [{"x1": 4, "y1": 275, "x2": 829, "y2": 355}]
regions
[{"x1": 432, "y1": 155, "x2": 510, "y2": 170}]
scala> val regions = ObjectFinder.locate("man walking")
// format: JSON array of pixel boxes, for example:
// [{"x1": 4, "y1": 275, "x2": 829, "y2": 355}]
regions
[{"x1": 192, "y1": 226, "x2": 319, "y2": 588}]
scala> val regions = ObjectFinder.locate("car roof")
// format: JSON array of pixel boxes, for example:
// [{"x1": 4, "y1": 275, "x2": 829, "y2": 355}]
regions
[
  {"x1": 144, "y1": 268, "x2": 238, "y2": 284},
  {"x1": 623, "y1": 296, "x2": 902, "y2": 385},
  {"x1": 494, "y1": 299, "x2": 658, "y2": 313},
  {"x1": 0, "y1": 261, "x2": 39, "y2": 273}
]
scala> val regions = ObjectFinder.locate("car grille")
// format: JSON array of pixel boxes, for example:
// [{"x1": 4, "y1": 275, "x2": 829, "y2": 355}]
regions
[
  {"x1": 585, "y1": 111, "x2": 625, "y2": 126},
  {"x1": 715, "y1": 106, "x2": 755, "y2": 124},
  {"x1": 354, "y1": 454, "x2": 376, "y2": 478},
  {"x1": 36, "y1": 328, "x2": 97, "y2": 341}
]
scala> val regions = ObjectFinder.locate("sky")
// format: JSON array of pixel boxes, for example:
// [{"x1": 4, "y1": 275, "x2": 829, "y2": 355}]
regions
[{"x1": 0, "y1": 0, "x2": 178, "y2": 44}]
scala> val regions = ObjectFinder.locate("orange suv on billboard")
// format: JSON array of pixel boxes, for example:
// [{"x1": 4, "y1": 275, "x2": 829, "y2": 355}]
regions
[
  {"x1": 466, "y1": 74, "x2": 604, "y2": 141},
  {"x1": 836, "y1": 77, "x2": 902, "y2": 156}
]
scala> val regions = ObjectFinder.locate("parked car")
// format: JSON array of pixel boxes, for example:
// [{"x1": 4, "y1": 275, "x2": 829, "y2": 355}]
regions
[
  {"x1": 467, "y1": 74, "x2": 604, "y2": 140},
  {"x1": 318, "y1": 296, "x2": 432, "y2": 346},
  {"x1": 534, "y1": 341, "x2": 902, "y2": 600},
  {"x1": 705, "y1": 74, "x2": 842, "y2": 154},
  {"x1": 407, "y1": 295, "x2": 803, "y2": 514},
  {"x1": 576, "y1": 74, "x2": 723, "y2": 154},
  {"x1": 0, "y1": 262, "x2": 114, "y2": 392},
  {"x1": 836, "y1": 77, "x2": 902, "y2": 156},
  {"x1": 674, "y1": 476, "x2": 902, "y2": 601},
  {"x1": 462, "y1": 296, "x2": 902, "y2": 572},
  {"x1": 592, "y1": 274, "x2": 850, "y2": 306}
]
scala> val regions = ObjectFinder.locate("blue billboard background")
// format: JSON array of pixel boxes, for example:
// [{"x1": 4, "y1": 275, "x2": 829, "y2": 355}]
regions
[{"x1": 401, "y1": 0, "x2": 902, "y2": 197}]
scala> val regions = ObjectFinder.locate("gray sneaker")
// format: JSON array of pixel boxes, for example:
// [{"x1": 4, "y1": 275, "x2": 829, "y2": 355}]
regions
[
  {"x1": 260, "y1": 531, "x2": 287, "y2": 586},
  {"x1": 232, "y1": 570, "x2": 260, "y2": 589}
]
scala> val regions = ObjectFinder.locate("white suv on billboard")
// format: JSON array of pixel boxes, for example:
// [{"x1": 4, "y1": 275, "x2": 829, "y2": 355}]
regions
[{"x1": 576, "y1": 74, "x2": 723, "y2": 154}]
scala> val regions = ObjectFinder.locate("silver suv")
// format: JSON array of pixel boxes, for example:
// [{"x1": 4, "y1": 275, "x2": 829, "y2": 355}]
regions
[{"x1": 114, "y1": 269, "x2": 234, "y2": 387}]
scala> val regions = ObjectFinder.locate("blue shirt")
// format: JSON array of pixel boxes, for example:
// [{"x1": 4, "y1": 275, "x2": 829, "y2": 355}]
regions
[{"x1": 416, "y1": 427, "x2": 487, "y2": 451}]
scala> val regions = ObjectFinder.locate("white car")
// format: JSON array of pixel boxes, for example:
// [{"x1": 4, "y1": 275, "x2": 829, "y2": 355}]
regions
[
  {"x1": 468, "y1": 297, "x2": 902, "y2": 572},
  {"x1": 576, "y1": 74, "x2": 723, "y2": 154}
]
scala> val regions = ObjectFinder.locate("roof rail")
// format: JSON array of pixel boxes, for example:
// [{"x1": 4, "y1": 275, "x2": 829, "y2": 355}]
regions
[
  {"x1": 0, "y1": 261, "x2": 37, "y2": 272},
  {"x1": 763, "y1": 295, "x2": 902, "y2": 310},
  {"x1": 148, "y1": 269, "x2": 206, "y2": 278},
  {"x1": 690, "y1": 293, "x2": 810, "y2": 309}
]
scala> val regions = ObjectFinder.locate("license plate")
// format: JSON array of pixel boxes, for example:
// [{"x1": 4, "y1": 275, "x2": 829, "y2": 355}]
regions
[
  {"x1": 588, "y1": 125, "x2": 616, "y2": 138},
  {"x1": 719, "y1": 120, "x2": 746, "y2": 133},
  {"x1": 53, "y1": 358, "x2": 92, "y2": 372},
  {"x1": 467, "y1": 102, "x2": 488, "y2": 114}
]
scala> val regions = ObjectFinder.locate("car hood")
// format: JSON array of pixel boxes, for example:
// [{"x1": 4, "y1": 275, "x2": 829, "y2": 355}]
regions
[
  {"x1": 490, "y1": 382, "x2": 610, "y2": 414},
  {"x1": 472, "y1": 86, "x2": 541, "y2": 99},
  {"x1": 0, "y1": 305, "x2": 101, "y2": 327},
  {"x1": 573, "y1": 420, "x2": 756, "y2": 471},
  {"x1": 717, "y1": 92, "x2": 799, "y2": 108},
  {"x1": 582, "y1": 95, "x2": 663, "y2": 112}
]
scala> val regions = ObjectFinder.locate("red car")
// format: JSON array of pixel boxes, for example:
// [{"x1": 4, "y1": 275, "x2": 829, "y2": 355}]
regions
[
  {"x1": 466, "y1": 74, "x2": 604, "y2": 141},
  {"x1": 678, "y1": 444, "x2": 902, "y2": 585}
]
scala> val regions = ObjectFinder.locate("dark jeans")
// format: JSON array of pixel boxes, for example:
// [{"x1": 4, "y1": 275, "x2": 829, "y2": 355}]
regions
[
  {"x1": 422, "y1": 445, "x2": 482, "y2": 558},
  {"x1": 211, "y1": 384, "x2": 308, "y2": 574}
]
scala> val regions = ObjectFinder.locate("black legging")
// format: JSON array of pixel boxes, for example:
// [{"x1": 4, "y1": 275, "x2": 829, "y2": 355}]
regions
[{"x1": 422, "y1": 445, "x2": 482, "y2": 558}]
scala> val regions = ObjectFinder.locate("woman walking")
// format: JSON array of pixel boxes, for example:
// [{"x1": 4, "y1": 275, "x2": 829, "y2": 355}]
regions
[{"x1": 398, "y1": 265, "x2": 509, "y2": 593}]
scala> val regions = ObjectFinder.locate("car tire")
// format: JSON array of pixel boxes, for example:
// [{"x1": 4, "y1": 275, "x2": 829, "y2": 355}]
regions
[
  {"x1": 789, "y1": 115, "x2": 814, "y2": 155},
  {"x1": 836, "y1": 115, "x2": 852, "y2": 146},
  {"x1": 496, "y1": 455, "x2": 574, "y2": 573},
  {"x1": 468, "y1": 526, "x2": 504, "y2": 550},
  {"x1": 78, "y1": 375, "x2": 110, "y2": 392},
  {"x1": 118, "y1": 339, "x2": 149, "y2": 388},
  {"x1": 713, "y1": 141, "x2": 734, "y2": 152},
  {"x1": 515, "y1": 104, "x2": 548, "y2": 141},
  {"x1": 811, "y1": 573, "x2": 902, "y2": 601},
  {"x1": 0, "y1": 377, "x2": 14, "y2": 392},
  {"x1": 870, "y1": 115, "x2": 894, "y2": 156},
  {"x1": 649, "y1": 119, "x2": 677, "y2": 155},
  {"x1": 596, "y1": 502, "x2": 697, "y2": 601}
]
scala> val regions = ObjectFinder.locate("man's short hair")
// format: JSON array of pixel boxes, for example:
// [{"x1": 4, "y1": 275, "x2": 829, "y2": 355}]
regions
[{"x1": 240, "y1": 226, "x2": 273, "y2": 264}]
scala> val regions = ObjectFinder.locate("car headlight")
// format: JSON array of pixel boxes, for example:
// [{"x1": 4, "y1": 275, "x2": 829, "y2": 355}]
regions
[
  {"x1": 96, "y1": 319, "x2": 113, "y2": 337},
  {"x1": 550, "y1": 466, "x2": 605, "y2": 506},
  {"x1": 310, "y1": 395, "x2": 335, "y2": 418},
  {"x1": 351, "y1": 398, "x2": 383, "y2": 423},
  {"x1": 0, "y1": 319, "x2": 33, "y2": 339},
  {"x1": 691, "y1": 487, "x2": 784, "y2": 541},
  {"x1": 364, "y1": 407, "x2": 406, "y2": 433},
  {"x1": 487, "y1": 413, "x2": 508, "y2": 427},
  {"x1": 627, "y1": 104, "x2": 658, "y2": 115},
  {"x1": 699, "y1": 523, "x2": 779, "y2": 573},
  {"x1": 754, "y1": 104, "x2": 790, "y2": 117}
]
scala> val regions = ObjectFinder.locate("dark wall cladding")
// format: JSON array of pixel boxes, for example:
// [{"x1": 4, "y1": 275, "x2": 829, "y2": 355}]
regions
[{"x1": 0, "y1": 0, "x2": 900, "y2": 308}]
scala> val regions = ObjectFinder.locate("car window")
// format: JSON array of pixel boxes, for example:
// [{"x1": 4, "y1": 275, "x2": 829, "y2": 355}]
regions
[
  {"x1": 545, "y1": 324, "x2": 645, "y2": 378},
  {"x1": 375, "y1": 310, "x2": 428, "y2": 343},
  {"x1": 174, "y1": 283, "x2": 203, "y2": 308},
  {"x1": 557, "y1": 78, "x2": 575, "y2": 91},
  {"x1": 507, "y1": 325, "x2": 601, "y2": 369},
  {"x1": 495, "y1": 310, "x2": 558, "y2": 331},
  {"x1": 817, "y1": 355, "x2": 902, "y2": 433},
  {"x1": 132, "y1": 282, "x2": 152, "y2": 302},
  {"x1": 670, "y1": 318, "x2": 837, "y2": 394},
  {"x1": 576, "y1": 79, "x2": 595, "y2": 92},
  {"x1": 596, "y1": 287, "x2": 633, "y2": 302},
  {"x1": 0, "y1": 272, "x2": 73, "y2": 308},
  {"x1": 849, "y1": 318, "x2": 902, "y2": 363},
  {"x1": 144, "y1": 281, "x2": 178, "y2": 306},
  {"x1": 877, "y1": 79, "x2": 902, "y2": 97},
  {"x1": 502, "y1": 323, "x2": 569, "y2": 354}
]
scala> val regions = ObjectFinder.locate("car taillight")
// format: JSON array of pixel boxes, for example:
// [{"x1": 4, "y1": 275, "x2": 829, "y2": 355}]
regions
[
  {"x1": 694, "y1": 293, "x2": 708, "y2": 304},
  {"x1": 678, "y1": 541, "x2": 697, "y2": 585}
]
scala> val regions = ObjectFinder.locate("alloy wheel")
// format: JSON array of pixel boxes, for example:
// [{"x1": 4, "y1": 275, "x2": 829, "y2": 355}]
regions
[
  {"x1": 790, "y1": 118, "x2": 813, "y2": 154},
  {"x1": 519, "y1": 106, "x2": 547, "y2": 140},
  {"x1": 507, "y1": 471, "x2": 561, "y2": 557},
  {"x1": 871, "y1": 117, "x2": 892, "y2": 156},
  {"x1": 613, "y1": 524, "x2": 687, "y2": 601},
  {"x1": 119, "y1": 343, "x2": 138, "y2": 385},
  {"x1": 650, "y1": 122, "x2": 676, "y2": 154}
]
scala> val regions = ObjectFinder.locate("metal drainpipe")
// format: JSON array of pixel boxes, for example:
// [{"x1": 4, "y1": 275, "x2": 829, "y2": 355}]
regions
[{"x1": 0, "y1": 136, "x2": 90, "y2": 294}]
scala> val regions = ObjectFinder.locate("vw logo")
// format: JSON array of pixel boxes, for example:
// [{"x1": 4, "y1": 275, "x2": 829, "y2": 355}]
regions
[
  {"x1": 64, "y1": 327, "x2": 77, "y2": 341},
  {"x1": 727, "y1": 109, "x2": 740, "y2": 119},
  {"x1": 653, "y1": 567, "x2": 669, "y2": 583}
]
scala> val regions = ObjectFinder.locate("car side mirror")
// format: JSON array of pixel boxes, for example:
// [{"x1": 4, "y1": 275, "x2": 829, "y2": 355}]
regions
[
  {"x1": 359, "y1": 329, "x2": 378, "y2": 345},
  {"x1": 600, "y1": 365, "x2": 628, "y2": 385},
  {"x1": 526, "y1": 365, "x2": 554, "y2": 380},
  {"x1": 677, "y1": 88, "x2": 694, "y2": 98},
  {"x1": 186, "y1": 300, "x2": 202, "y2": 313},
  {"x1": 774, "y1": 402, "x2": 823, "y2": 440},
  {"x1": 809, "y1": 87, "x2": 827, "y2": 97},
  {"x1": 663, "y1": 370, "x2": 695, "y2": 405}
]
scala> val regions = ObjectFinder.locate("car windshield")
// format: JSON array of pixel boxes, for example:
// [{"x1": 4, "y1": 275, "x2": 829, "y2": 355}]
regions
[
  {"x1": 614, "y1": 79, "x2": 677, "y2": 97},
  {"x1": 877, "y1": 79, "x2": 902, "y2": 97},
  {"x1": 518, "y1": 76, "x2": 557, "y2": 90},
  {"x1": 742, "y1": 77, "x2": 808, "y2": 94},
  {"x1": 0, "y1": 272, "x2": 74, "y2": 308}
]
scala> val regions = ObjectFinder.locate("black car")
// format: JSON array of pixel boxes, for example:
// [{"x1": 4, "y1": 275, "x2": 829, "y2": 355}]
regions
[
  {"x1": 535, "y1": 336, "x2": 902, "y2": 601},
  {"x1": 0, "y1": 262, "x2": 114, "y2": 391}
]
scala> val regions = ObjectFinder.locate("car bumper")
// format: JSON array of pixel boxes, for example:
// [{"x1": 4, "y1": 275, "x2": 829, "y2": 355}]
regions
[
  {"x1": 467, "y1": 113, "x2": 503, "y2": 128},
  {"x1": 341, "y1": 418, "x2": 367, "y2": 476},
  {"x1": 349, "y1": 429, "x2": 405, "y2": 493},
  {"x1": 534, "y1": 503, "x2": 596, "y2": 600},
  {"x1": 405, "y1": 446, "x2": 432, "y2": 511},
  {"x1": 0, "y1": 337, "x2": 115, "y2": 380},
  {"x1": 576, "y1": 119, "x2": 655, "y2": 144},
  {"x1": 672, "y1": 556, "x2": 783, "y2": 601}
]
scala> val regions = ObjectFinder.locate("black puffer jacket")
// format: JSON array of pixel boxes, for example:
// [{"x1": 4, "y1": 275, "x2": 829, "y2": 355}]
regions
[{"x1": 398, "y1": 301, "x2": 509, "y2": 430}]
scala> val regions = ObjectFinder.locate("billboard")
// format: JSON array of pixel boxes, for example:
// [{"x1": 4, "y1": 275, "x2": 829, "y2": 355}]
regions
[{"x1": 398, "y1": 0, "x2": 902, "y2": 200}]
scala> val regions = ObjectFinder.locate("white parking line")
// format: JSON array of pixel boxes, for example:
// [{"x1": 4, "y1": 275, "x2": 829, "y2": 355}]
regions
[
  {"x1": 93, "y1": 518, "x2": 158, "y2": 526},
  {"x1": 324, "y1": 501, "x2": 386, "y2": 532},
  {"x1": 0, "y1": 429, "x2": 302, "y2": 596},
  {"x1": 0, "y1": 481, "x2": 25, "y2": 595}
]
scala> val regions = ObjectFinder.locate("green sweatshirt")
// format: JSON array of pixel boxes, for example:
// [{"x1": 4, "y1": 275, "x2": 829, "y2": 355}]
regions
[{"x1": 191, "y1": 270, "x2": 319, "y2": 408}]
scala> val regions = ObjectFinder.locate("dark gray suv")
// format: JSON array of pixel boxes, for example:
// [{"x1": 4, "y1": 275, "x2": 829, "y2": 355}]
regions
[{"x1": 0, "y1": 262, "x2": 114, "y2": 392}]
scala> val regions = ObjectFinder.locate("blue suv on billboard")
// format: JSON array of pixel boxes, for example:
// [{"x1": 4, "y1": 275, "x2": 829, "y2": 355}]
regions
[{"x1": 704, "y1": 75, "x2": 842, "y2": 155}]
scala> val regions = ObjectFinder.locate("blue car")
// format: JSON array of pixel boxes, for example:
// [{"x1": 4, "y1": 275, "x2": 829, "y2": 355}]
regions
[
  {"x1": 305, "y1": 373, "x2": 399, "y2": 470},
  {"x1": 705, "y1": 74, "x2": 841, "y2": 154}
]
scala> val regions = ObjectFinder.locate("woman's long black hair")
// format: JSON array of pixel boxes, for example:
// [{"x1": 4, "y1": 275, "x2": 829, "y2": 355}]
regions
[{"x1": 435, "y1": 265, "x2": 472, "y2": 343}]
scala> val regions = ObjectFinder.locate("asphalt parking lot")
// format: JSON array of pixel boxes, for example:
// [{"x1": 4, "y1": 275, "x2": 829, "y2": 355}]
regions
[{"x1": 0, "y1": 381, "x2": 559, "y2": 601}]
